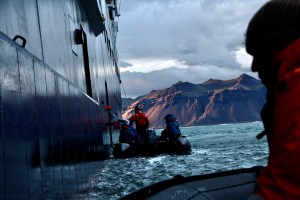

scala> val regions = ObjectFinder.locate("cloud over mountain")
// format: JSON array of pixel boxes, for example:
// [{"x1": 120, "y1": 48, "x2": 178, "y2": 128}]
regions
[{"x1": 117, "y1": 0, "x2": 268, "y2": 97}]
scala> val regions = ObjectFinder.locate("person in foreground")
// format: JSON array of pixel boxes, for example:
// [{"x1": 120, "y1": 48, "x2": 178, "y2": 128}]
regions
[
  {"x1": 246, "y1": 0, "x2": 300, "y2": 199},
  {"x1": 129, "y1": 105, "x2": 150, "y2": 143}
]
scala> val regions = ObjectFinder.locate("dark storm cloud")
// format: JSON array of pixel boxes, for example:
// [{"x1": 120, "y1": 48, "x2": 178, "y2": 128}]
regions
[
  {"x1": 118, "y1": 0, "x2": 267, "y2": 68},
  {"x1": 117, "y1": 0, "x2": 268, "y2": 97}
]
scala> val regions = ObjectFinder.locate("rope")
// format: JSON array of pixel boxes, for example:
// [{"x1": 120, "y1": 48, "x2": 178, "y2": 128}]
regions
[{"x1": 121, "y1": 82, "x2": 131, "y2": 108}]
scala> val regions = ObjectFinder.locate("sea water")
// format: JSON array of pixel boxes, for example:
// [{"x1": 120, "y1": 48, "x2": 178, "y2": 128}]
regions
[{"x1": 87, "y1": 121, "x2": 268, "y2": 199}]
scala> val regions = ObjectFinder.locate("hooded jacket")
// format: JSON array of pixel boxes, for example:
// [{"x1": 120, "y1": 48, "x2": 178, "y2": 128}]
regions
[
  {"x1": 255, "y1": 38, "x2": 300, "y2": 199},
  {"x1": 164, "y1": 114, "x2": 181, "y2": 139}
]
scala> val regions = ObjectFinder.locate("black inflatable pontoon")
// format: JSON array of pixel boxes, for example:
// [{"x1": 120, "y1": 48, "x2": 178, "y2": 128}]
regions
[
  {"x1": 113, "y1": 130, "x2": 192, "y2": 158},
  {"x1": 120, "y1": 166, "x2": 263, "y2": 200}
]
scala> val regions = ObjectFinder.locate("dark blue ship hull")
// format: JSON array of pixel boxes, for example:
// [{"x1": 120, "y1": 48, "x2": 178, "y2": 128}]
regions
[{"x1": 0, "y1": 0, "x2": 121, "y2": 198}]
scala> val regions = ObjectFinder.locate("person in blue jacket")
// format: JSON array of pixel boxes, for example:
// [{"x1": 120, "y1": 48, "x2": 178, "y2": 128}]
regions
[
  {"x1": 119, "y1": 119, "x2": 138, "y2": 144},
  {"x1": 161, "y1": 114, "x2": 181, "y2": 142}
]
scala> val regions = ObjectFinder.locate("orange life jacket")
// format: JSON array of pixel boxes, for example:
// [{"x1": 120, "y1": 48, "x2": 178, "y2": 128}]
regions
[{"x1": 129, "y1": 111, "x2": 149, "y2": 130}]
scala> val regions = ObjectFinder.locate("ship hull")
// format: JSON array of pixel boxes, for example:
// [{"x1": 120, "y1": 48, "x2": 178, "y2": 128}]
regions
[{"x1": 0, "y1": 0, "x2": 121, "y2": 198}]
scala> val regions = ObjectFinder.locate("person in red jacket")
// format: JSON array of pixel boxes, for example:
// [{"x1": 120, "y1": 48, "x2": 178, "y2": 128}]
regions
[
  {"x1": 129, "y1": 105, "x2": 150, "y2": 143},
  {"x1": 246, "y1": 0, "x2": 300, "y2": 199}
]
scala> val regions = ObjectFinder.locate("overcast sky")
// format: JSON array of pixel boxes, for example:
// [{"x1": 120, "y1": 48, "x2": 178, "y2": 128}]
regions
[{"x1": 116, "y1": 0, "x2": 269, "y2": 98}]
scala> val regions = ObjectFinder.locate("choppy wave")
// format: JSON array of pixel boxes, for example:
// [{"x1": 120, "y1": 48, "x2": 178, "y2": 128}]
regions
[{"x1": 87, "y1": 121, "x2": 268, "y2": 199}]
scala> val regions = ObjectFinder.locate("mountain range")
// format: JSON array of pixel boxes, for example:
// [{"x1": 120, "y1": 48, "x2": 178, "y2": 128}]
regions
[{"x1": 122, "y1": 73, "x2": 266, "y2": 128}]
